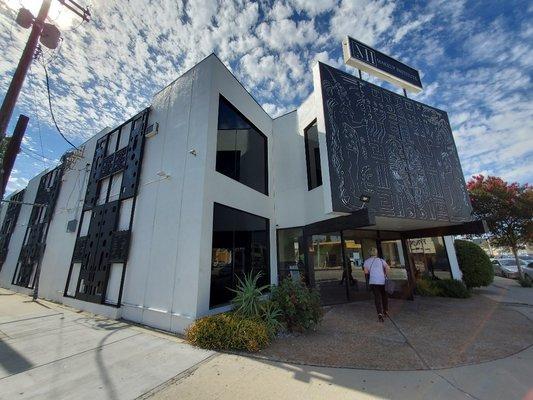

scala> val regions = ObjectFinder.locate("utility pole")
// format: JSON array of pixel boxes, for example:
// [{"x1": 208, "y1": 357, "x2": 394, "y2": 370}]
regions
[
  {"x1": 0, "y1": 0, "x2": 90, "y2": 200},
  {"x1": 0, "y1": 0, "x2": 51, "y2": 145},
  {"x1": 1, "y1": 115, "x2": 29, "y2": 195}
]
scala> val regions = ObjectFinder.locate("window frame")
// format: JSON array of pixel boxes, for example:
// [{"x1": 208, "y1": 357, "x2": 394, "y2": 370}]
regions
[
  {"x1": 216, "y1": 95, "x2": 269, "y2": 196},
  {"x1": 303, "y1": 119, "x2": 322, "y2": 191}
]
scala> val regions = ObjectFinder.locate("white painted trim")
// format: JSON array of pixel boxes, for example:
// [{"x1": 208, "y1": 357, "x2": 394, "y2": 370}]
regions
[{"x1": 444, "y1": 235, "x2": 463, "y2": 280}]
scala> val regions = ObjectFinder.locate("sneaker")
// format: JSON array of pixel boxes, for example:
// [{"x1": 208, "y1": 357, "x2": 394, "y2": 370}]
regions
[{"x1": 378, "y1": 313, "x2": 384, "y2": 322}]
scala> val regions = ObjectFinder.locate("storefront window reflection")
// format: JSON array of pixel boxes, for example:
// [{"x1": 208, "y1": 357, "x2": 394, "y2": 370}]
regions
[
  {"x1": 276, "y1": 228, "x2": 307, "y2": 284},
  {"x1": 380, "y1": 240, "x2": 408, "y2": 280},
  {"x1": 407, "y1": 237, "x2": 451, "y2": 280}
]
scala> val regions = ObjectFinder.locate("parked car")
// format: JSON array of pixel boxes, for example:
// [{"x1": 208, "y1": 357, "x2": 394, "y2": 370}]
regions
[
  {"x1": 491, "y1": 258, "x2": 523, "y2": 279},
  {"x1": 523, "y1": 262, "x2": 533, "y2": 280}
]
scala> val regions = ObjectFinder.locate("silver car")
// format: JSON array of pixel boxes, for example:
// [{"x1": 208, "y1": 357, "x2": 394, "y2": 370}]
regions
[
  {"x1": 522, "y1": 261, "x2": 533, "y2": 280},
  {"x1": 492, "y1": 258, "x2": 524, "y2": 279}
]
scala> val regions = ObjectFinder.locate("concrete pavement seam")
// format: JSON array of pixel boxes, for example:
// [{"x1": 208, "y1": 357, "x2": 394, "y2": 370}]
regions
[
  {"x1": 389, "y1": 316, "x2": 485, "y2": 400},
  {"x1": 430, "y1": 371, "x2": 482, "y2": 400},
  {"x1": 135, "y1": 353, "x2": 220, "y2": 399},
  {"x1": 0, "y1": 312, "x2": 64, "y2": 325},
  {"x1": 387, "y1": 316, "x2": 431, "y2": 369}
]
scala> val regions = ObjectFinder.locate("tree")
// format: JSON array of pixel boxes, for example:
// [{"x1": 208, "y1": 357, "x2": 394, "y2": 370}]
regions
[{"x1": 467, "y1": 175, "x2": 533, "y2": 279}]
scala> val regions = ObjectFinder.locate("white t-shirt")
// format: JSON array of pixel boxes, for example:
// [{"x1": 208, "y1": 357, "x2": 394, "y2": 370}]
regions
[{"x1": 364, "y1": 257, "x2": 389, "y2": 285}]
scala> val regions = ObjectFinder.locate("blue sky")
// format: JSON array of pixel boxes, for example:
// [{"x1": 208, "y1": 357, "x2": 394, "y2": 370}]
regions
[{"x1": 1, "y1": 0, "x2": 532, "y2": 194}]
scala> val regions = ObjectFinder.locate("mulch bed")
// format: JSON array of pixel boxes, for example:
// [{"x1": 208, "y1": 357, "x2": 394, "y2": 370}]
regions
[{"x1": 254, "y1": 295, "x2": 533, "y2": 370}]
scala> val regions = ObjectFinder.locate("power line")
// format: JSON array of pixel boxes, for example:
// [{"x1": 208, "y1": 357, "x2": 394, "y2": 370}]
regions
[
  {"x1": 41, "y1": 61, "x2": 78, "y2": 150},
  {"x1": 20, "y1": 145, "x2": 55, "y2": 162},
  {"x1": 19, "y1": 146, "x2": 55, "y2": 164}
]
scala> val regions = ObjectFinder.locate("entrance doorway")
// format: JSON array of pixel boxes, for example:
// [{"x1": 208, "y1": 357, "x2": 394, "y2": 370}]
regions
[
  {"x1": 306, "y1": 231, "x2": 379, "y2": 305},
  {"x1": 276, "y1": 227, "x2": 413, "y2": 305},
  {"x1": 307, "y1": 232, "x2": 345, "y2": 304}
]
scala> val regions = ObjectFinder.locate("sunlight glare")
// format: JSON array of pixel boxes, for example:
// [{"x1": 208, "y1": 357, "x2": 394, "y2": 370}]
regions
[{"x1": 4, "y1": 0, "x2": 82, "y2": 29}]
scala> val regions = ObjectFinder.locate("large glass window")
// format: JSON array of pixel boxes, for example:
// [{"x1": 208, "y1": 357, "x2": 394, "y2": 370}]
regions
[
  {"x1": 304, "y1": 120, "x2": 322, "y2": 190},
  {"x1": 216, "y1": 96, "x2": 268, "y2": 195},
  {"x1": 407, "y1": 237, "x2": 452, "y2": 280},
  {"x1": 307, "y1": 232, "x2": 345, "y2": 304},
  {"x1": 210, "y1": 203, "x2": 270, "y2": 308},
  {"x1": 276, "y1": 228, "x2": 307, "y2": 285}
]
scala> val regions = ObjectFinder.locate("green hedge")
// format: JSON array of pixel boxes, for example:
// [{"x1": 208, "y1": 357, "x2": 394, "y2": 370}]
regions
[
  {"x1": 416, "y1": 278, "x2": 471, "y2": 298},
  {"x1": 454, "y1": 240, "x2": 494, "y2": 288},
  {"x1": 185, "y1": 313, "x2": 270, "y2": 352},
  {"x1": 435, "y1": 279, "x2": 471, "y2": 298},
  {"x1": 416, "y1": 278, "x2": 442, "y2": 296}
]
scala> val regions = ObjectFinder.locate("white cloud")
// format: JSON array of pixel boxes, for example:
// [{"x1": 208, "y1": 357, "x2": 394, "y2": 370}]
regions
[
  {"x1": 0, "y1": 0, "x2": 531, "y2": 191},
  {"x1": 288, "y1": 0, "x2": 337, "y2": 16}
]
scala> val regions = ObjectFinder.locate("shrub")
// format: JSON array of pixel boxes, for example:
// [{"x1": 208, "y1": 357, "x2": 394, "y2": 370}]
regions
[
  {"x1": 186, "y1": 313, "x2": 270, "y2": 352},
  {"x1": 434, "y1": 279, "x2": 471, "y2": 298},
  {"x1": 416, "y1": 278, "x2": 471, "y2": 298},
  {"x1": 271, "y1": 279, "x2": 323, "y2": 332},
  {"x1": 454, "y1": 240, "x2": 494, "y2": 288},
  {"x1": 231, "y1": 272, "x2": 269, "y2": 318},
  {"x1": 416, "y1": 278, "x2": 442, "y2": 296},
  {"x1": 518, "y1": 276, "x2": 532, "y2": 288}
]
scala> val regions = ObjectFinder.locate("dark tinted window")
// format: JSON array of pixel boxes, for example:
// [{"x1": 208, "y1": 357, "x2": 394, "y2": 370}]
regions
[
  {"x1": 216, "y1": 97, "x2": 268, "y2": 195},
  {"x1": 304, "y1": 120, "x2": 322, "y2": 190},
  {"x1": 210, "y1": 203, "x2": 270, "y2": 308}
]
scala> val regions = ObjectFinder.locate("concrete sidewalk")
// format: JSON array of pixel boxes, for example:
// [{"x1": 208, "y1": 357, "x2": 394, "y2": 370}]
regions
[
  {"x1": 152, "y1": 347, "x2": 533, "y2": 400},
  {"x1": 1, "y1": 283, "x2": 532, "y2": 400},
  {"x1": 0, "y1": 289, "x2": 213, "y2": 400},
  {"x1": 152, "y1": 279, "x2": 533, "y2": 400},
  {"x1": 477, "y1": 276, "x2": 533, "y2": 321}
]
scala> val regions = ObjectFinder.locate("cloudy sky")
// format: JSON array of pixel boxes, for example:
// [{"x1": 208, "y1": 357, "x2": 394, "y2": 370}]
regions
[{"x1": 1, "y1": 0, "x2": 532, "y2": 193}]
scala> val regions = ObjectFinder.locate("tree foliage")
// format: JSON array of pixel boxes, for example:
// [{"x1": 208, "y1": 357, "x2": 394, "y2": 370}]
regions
[{"x1": 467, "y1": 175, "x2": 532, "y2": 277}]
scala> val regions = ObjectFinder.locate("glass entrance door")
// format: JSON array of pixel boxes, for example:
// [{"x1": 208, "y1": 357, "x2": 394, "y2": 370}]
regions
[
  {"x1": 307, "y1": 232, "x2": 346, "y2": 305},
  {"x1": 343, "y1": 232, "x2": 376, "y2": 300}
]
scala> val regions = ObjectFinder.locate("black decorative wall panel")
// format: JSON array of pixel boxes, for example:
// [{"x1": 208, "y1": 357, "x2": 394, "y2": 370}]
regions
[
  {"x1": 13, "y1": 167, "x2": 63, "y2": 288},
  {"x1": 75, "y1": 201, "x2": 120, "y2": 303},
  {"x1": 69, "y1": 109, "x2": 149, "y2": 305},
  {"x1": 318, "y1": 62, "x2": 471, "y2": 222},
  {"x1": 84, "y1": 136, "x2": 107, "y2": 210},
  {"x1": 0, "y1": 189, "x2": 25, "y2": 268}
]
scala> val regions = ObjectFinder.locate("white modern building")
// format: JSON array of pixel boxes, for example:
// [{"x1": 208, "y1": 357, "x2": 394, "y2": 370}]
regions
[{"x1": 0, "y1": 54, "x2": 484, "y2": 333}]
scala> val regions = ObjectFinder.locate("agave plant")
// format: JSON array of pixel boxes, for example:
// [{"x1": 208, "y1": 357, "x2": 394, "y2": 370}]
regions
[
  {"x1": 260, "y1": 301, "x2": 283, "y2": 337},
  {"x1": 230, "y1": 271, "x2": 270, "y2": 318}
]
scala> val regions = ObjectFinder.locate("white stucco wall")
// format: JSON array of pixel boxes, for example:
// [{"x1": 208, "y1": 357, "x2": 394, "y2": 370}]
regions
[
  {"x1": 0, "y1": 171, "x2": 45, "y2": 295},
  {"x1": 272, "y1": 81, "x2": 345, "y2": 230},
  {"x1": 198, "y1": 56, "x2": 276, "y2": 317}
]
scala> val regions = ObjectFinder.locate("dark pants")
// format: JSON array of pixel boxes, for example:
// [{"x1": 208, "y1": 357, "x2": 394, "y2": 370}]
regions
[{"x1": 370, "y1": 284, "x2": 388, "y2": 315}]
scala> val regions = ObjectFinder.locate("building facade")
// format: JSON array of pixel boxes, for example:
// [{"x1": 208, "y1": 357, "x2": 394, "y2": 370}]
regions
[{"x1": 0, "y1": 55, "x2": 483, "y2": 333}]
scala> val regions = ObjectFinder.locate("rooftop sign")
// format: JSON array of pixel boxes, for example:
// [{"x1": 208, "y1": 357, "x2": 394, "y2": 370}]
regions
[{"x1": 342, "y1": 36, "x2": 423, "y2": 93}]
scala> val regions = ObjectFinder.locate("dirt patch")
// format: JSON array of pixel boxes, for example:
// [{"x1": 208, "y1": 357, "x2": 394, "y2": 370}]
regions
[{"x1": 255, "y1": 295, "x2": 533, "y2": 370}]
